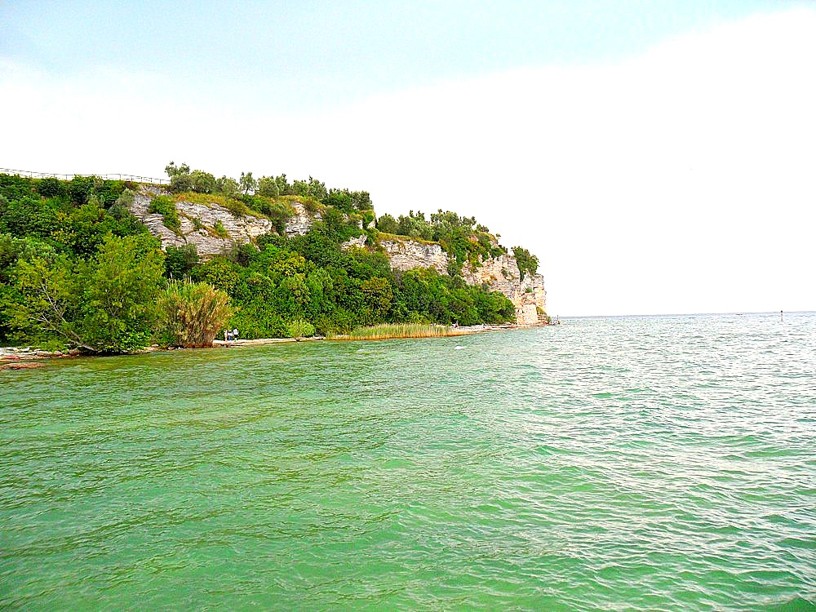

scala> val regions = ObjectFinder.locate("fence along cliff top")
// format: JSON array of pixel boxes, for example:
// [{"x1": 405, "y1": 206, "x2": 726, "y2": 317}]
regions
[{"x1": 0, "y1": 168, "x2": 169, "y2": 185}]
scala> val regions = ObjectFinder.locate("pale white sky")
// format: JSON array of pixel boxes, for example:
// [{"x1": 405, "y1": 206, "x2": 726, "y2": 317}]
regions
[{"x1": 1, "y1": 3, "x2": 814, "y2": 315}]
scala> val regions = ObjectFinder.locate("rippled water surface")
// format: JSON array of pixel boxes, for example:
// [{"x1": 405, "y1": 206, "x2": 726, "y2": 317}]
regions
[{"x1": 2, "y1": 313, "x2": 815, "y2": 609}]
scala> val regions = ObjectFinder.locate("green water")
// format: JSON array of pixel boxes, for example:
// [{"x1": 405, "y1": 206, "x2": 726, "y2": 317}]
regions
[{"x1": 2, "y1": 313, "x2": 815, "y2": 609}]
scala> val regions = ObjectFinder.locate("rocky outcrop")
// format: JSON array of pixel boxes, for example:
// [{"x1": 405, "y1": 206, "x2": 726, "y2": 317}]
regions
[
  {"x1": 379, "y1": 238, "x2": 449, "y2": 275},
  {"x1": 377, "y1": 236, "x2": 546, "y2": 325},
  {"x1": 130, "y1": 188, "x2": 320, "y2": 257},
  {"x1": 130, "y1": 187, "x2": 273, "y2": 256},
  {"x1": 285, "y1": 202, "x2": 320, "y2": 237},
  {"x1": 129, "y1": 186, "x2": 546, "y2": 324},
  {"x1": 462, "y1": 254, "x2": 546, "y2": 325},
  {"x1": 341, "y1": 235, "x2": 368, "y2": 250}
]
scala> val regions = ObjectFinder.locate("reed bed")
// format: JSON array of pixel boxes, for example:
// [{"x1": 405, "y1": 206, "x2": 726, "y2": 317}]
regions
[{"x1": 339, "y1": 323, "x2": 464, "y2": 341}]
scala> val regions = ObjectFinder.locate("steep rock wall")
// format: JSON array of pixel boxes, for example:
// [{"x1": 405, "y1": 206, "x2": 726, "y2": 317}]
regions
[
  {"x1": 284, "y1": 202, "x2": 320, "y2": 237},
  {"x1": 379, "y1": 238, "x2": 449, "y2": 275},
  {"x1": 130, "y1": 187, "x2": 546, "y2": 324},
  {"x1": 462, "y1": 254, "x2": 546, "y2": 325},
  {"x1": 376, "y1": 236, "x2": 546, "y2": 325},
  {"x1": 131, "y1": 188, "x2": 316, "y2": 256}
]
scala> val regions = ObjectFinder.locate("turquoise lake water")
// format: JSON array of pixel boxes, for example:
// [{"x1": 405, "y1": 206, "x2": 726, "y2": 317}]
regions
[{"x1": 1, "y1": 313, "x2": 815, "y2": 609}]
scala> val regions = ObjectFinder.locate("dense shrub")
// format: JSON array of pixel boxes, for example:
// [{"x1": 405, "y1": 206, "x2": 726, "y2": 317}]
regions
[
  {"x1": 158, "y1": 280, "x2": 232, "y2": 347},
  {"x1": 149, "y1": 195, "x2": 181, "y2": 233},
  {"x1": 6, "y1": 233, "x2": 165, "y2": 352},
  {"x1": 512, "y1": 246, "x2": 539, "y2": 280},
  {"x1": 36, "y1": 177, "x2": 65, "y2": 198},
  {"x1": 287, "y1": 318, "x2": 315, "y2": 339},
  {"x1": 165, "y1": 244, "x2": 199, "y2": 279},
  {"x1": 212, "y1": 220, "x2": 229, "y2": 238}
]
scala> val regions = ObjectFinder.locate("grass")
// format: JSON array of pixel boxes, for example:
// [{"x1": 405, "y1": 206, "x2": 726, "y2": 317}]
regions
[
  {"x1": 376, "y1": 232, "x2": 440, "y2": 246},
  {"x1": 148, "y1": 195, "x2": 181, "y2": 234},
  {"x1": 277, "y1": 194, "x2": 326, "y2": 214},
  {"x1": 211, "y1": 220, "x2": 229, "y2": 238},
  {"x1": 338, "y1": 323, "x2": 464, "y2": 341},
  {"x1": 173, "y1": 192, "x2": 262, "y2": 219}
]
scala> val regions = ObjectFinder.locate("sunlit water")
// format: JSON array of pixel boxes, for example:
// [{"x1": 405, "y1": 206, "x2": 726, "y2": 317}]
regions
[{"x1": 1, "y1": 313, "x2": 815, "y2": 609}]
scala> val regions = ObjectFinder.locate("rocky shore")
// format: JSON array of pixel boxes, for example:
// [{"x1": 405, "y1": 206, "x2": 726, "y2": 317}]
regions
[{"x1": 0, "y1": 347, "x2": 80, "y2": 369}]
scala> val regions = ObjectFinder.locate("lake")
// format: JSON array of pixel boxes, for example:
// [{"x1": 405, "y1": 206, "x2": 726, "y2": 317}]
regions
[{"x1": 1, "y1": 313, "x2": 814, "y2": 609}]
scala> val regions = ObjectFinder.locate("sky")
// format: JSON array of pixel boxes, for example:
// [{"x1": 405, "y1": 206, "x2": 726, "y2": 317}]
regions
[{"x1": 1, "y1": 1, "x2": 814, "y2": 316}]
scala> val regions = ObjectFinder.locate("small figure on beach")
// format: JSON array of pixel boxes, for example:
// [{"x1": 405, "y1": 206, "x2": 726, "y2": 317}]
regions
[{"x1": 780, "y1": 310, "x2": 784, "y2": 323}]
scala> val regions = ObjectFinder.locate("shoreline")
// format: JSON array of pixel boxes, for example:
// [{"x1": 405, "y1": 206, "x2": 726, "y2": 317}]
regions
[{"x1": 1, "y1": 322, "x2": 544, "y2": 368}]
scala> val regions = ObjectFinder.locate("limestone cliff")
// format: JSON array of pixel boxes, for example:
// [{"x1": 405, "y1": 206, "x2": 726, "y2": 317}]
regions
[
  {"x1": 379, "y1": 237, "x2": 449, "y2": 275},
  {"x1": 130, "y1": 187, "x2": 315, "y2": 256},
  {"x1": 461, "y1": 253, "x2": 547, "y2": 325},
  {"x1": 375, "y1": 235, "x2": 547, "y2": 325},
  {"x1": 131, "y1": 186, "x2": 546, "y2": 325}
]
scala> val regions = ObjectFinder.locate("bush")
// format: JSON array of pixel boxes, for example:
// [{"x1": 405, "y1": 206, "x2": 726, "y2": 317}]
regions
[
  {"x1": 287, "y1": 318, "x2": 315, "y2": 339},
  {"x1": 158, "y1": 280, "x2": 232, "y2": 347},
  {"x1": 69, "y1": 176, "x2": 97, "y2": 205},
  {"x1": 37, "y1": 177, "x2": 65, "y2": 198},
  {"x1": 212, "y1": 220, "x2": 229, "y2": 238},
  {"x1": 222, "y1": 198, "x2": 250, "y2": 218},
  {"x1": 165, "y1": 244, "x2": 199, "y2": 279},
  {"x1": 149, "y1": 195, "x2": 181, "y2": 234},
  {"x1": 512, "y1": 246, "x2": 539, "y2": 280}
]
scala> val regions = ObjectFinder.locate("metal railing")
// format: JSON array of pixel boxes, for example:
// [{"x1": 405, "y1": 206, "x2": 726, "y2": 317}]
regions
[{"x1": 0, "y1": 168, "x2": 169, "y2": 185}]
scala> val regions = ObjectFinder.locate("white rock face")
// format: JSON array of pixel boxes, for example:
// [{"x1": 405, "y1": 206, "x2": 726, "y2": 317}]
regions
[
  {"x1": 130, "y1": 187, "x2": 273, "y2": 256},
  {"x1": 462, "y1": 253, "x2": 547, "y2": 325},
  {"x1": 379, "y1": 239, "x2": 449, "y2": 274},
  {"x1": 379, "y1": 237, "x2": 547, "y2": 325},
  {"x1": 341, "y1": 235, "x2": 368, "y2": 250},
  {"x1": 129, "y1": 187, "x2": 547, "y2": 323},
  {"x1": 284, "y1": 202, "x2": 320, "y2": 237}
]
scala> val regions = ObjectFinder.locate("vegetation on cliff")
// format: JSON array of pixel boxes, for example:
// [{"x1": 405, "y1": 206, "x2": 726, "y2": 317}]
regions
[
  {"x1": 376, "y1": 210, "x2": 538, "y2": 278},
  {"x1": 0, "y1": 168, "x2": 520, "y2": 353}
]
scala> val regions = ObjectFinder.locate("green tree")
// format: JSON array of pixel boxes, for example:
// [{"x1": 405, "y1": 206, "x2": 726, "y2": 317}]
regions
[
  {"x1": 512, "y1": 246, "x2": 539, "y2": 280},
  {"x1": 189, "y1": 170, "x2": 217, "y2": 194},
  {"x1": 239, "y1": 171, "x2": 257, "y2": 195},
  {"x1": 360, "y1": 276, "x2": 393, "y2": 319},
  {"x1": 80, "y1": 235, "x2": 164, "y2": 351},
  {"x1": 6, "y1": 234, "x2": 164, "y2": 352},
  {"x1": 6, "y1": 252, "x2": 84, "y2": 348},
  {"x1": 257, "y1": 176, "x2": 281, "y2": 197},
  {"x1": 165, "y1": 244, "x2": 199, "y2": 279},
  {"x1": 376, "y1": 213, "x2": 398, "y2": 234},
  {"x1": 217, "y1": 176, "x2": 241, "y2": 197},
  {"x1": 165, "y1": 161, "x2": 193, "y2": 193}
]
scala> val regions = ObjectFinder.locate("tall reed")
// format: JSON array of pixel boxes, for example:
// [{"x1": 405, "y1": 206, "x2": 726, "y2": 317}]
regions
[
  {"x1": 159, "y1": 280, "x2": 232, "y2": 347},
  {"x1": 343, "y1": 323, "x2": 460, "y2": 340}
]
